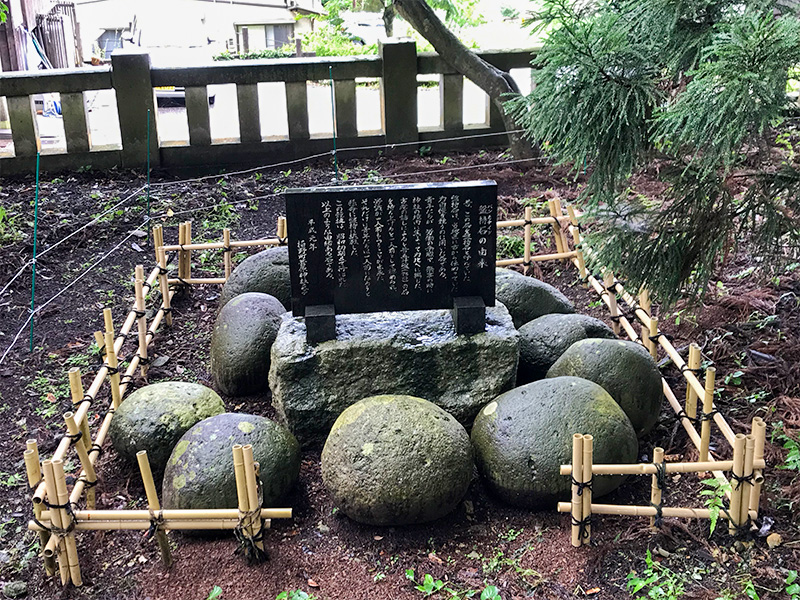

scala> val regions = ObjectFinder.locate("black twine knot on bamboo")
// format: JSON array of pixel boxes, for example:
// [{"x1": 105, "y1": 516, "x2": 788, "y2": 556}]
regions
[
  {"x1": 523, "y1": 260, "x2": 532, "y2": 267},
  {"x1": 82, "y1": 476, "x2": 98, "y2": 490},
  {"x1": 145, "y1": 509, "x2": 165, "y2": 541},
  {"x1": 77, "y1": 393, "x2": 94, "y2": 407},
  {"x1": 609, "y1": 315, "x2": 622, "y2": 323},
  {"x1": 63, "y1": 431, "x2": 83, "y2": 445},
  {"x1": 700, "y1": 409, "x2": 720, "y2": 423},
  {"x1": 105, "y1": 364, "x2": 119, "y2": 376},
  {"x1": 649, "y1": 501, "x2": 664, "y2": 529},
  {"x1": 146, "y1": 330, "x2": 156, "y2": 340},
  {"x1": 523, "y1": 218, "x2": 533, "y2": 227},
  {"x1": 133, "y1": 309, "x2": 146, "y2": 319},
  {"x1": 676, "y1": 410, "x2": 700, "y2": 427},
  {"x1": 42, "y1": 500, "x2": 78, "y2": 535},
  {"x1": 222, "y1": 245, "x2": 232, "y2": 253},
  {"x1": 89, "y1": 443, "x2": 103, "y2": 457},
  {"x1": 571, "y1": 476, "x2": 593, "y2": 496},
  {"x1": 278, "y1": 237, "x2": 288, "y2": 246},
  {"x1": 649, "y1": 332, "x2": 674, "y2": 343},
  {"x1": 120, "y1": 374, "x2": 134, "y2": 387},
  {"x1": 730, "y1": 472, "x2": 755, "y2": 490},
  {"x1": 571, "y1": 515, "x2": 592, "y2": 540},
  {"x1": 680, "y1": 365, "x2": 703, "y2": 375},
  {"x1": 654, "y1": 462, "x2": 668, "y2": 492},
  {"x1": 551, "y1": 216, "x2": 561, "y2": 227},
  {"x1": 157, "y1": 265, "x2": 169, "y2": 276},
  {"x1": 234, "y1": 508, "x2": 268, "y2": 563}
]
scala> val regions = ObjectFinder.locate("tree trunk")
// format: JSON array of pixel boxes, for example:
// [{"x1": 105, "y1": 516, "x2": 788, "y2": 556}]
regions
[
  {"x1": 393, "y1": 0, "x2": 534, "y2": 158},
  {"x1": 383, "y1": 3, "x2": 395, "y2": 37}
]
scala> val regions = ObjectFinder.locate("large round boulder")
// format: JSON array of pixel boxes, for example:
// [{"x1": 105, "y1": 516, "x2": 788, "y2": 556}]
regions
[
  {"x1": 495, "y1": 269, "x2": 574, "y2": 328},
  {"x1": 219, "y1": 246, "x2": 291, "y2": 310},
  {"x1": 162, "y1": 413, "x2": 300, "y2": 510},
  {"x1": 471, "y1": 377, "x2": 638, "y2": 509},
  {"x1": 110, "y1": 382, "x2": 225, "y2": 477},
  {"x1": 547, "y1": 339, "x2": 662, "y2": 437},
  {"x1": 321, "y1": 395, "x2": 473, "y2": 526},
  {"x1": 518, "y1": 314, "x2": 615, "y2": 383},
  {"x1": 211, "y1": 292, "x2": 285, "y2": 396}
]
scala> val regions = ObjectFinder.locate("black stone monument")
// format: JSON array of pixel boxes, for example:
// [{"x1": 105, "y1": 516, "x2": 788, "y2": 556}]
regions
[{"x1": 285, "y1": 181, "x2": 497, "y2": 343}]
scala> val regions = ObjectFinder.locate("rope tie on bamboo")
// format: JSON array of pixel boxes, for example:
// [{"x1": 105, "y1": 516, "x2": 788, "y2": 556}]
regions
[
  {"x1": 222, "y1": 245, "x2": 232, "y2": 253},
  {"x1": 676, "y1": 410, "x2": 700, "y2": 427},
  {"x1": 89, "y1": 443, "x2": 103, "y2": 457},
  {"x1": 680, "y1": 364, "x2": 703, "y2": 375},
  {"x1": 604, "y1": 281, "x2": 622, "y2": 294},
  {"x1": 730, "y1": 472, "x2": 755, "y2": 490},
  {"x1": 654, "y1": 462, "x2": 667, "y2": 491},
  {"x1": 40, "y1": 499, "x2": 78, "y2": 536},
  {"x1": 235, "y1": 475, "x2": 268, "y2": 563},
  {"x1": 145, "y1": 509, "x2": 165, "y2": 541},
  {"x1": 133, "y1": 309, "x2": 146, "y2": 318},
  {"x1": 146, "y1": 330, "x2": 156, "y2": 340},
  {"x1": 81, "y1": 475, "x2": 98, "y2": 489},
  {"x1": 649, "y1": 501, "x2": 664, "y2": 529},
  {"x1": 700, "y1": 409, "x2": 720, "y2": 423},
  {"x1": 278, "y1": 237, "x2": 287, "y2": 246},
  {"x1": 77, "y1": 393, "x2": 94, "y2": 407},
  {"x1": 570, "y1": 515, "x2": 592, "y2": 541},
  {"x1": 649, "y1": 332, "x2": 674, "y2": 343},
  {"x1": 157, "y1": 265, "x2": 169, "y2": 276},
  {"x1": 175, "y1": 276, "x2": 191, "y2": 287},
  {"x1": 120, "y1": 374, "x2": 135, "y2": 386},
  {"x1": 105, "y1": 364, "x2": 119, "y2": 376},
  {"x1": 571, "y1": 476, "x2": 593, "y2": 496},
  {"x1": 63, "y1": 430, "x2": 83, "y2": 445}
]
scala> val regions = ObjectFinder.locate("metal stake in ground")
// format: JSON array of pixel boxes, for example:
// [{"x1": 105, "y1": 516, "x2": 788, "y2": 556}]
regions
[
  {"x1": 329, "y1": 65, "x2": 339, "y2": 181},
  {"x1": 29, "y1": 151, "x2": 41, "y2": 352}
]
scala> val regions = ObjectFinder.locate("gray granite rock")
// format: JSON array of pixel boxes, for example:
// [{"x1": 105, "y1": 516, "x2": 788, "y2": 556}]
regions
[
  {"x1": 495, "y1": 269, "x2": 574, "y2": 328},
  {"x1": 269, "y1": 304, "x2": 520, "y2": 444}
]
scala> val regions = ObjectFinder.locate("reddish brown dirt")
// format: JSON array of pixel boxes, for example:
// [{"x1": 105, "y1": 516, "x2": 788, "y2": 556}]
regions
[{"x1": 0, "y1": 151, "x2": 798, "y2": 600}]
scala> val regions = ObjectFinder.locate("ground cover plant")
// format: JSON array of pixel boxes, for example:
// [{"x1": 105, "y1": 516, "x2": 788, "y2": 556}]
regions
[{"x1": 0, "y1": 151, "x2": 798, "y2": 599}]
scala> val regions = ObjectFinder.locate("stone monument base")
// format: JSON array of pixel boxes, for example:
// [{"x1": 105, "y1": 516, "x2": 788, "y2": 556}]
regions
[{"x1": 268, "y1": 304, "x2": 520, "y2": 445}]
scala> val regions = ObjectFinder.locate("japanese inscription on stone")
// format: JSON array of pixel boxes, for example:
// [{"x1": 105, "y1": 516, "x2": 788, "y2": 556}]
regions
[{"x1": 285, "y1": 181, "x2": 497, "y2": 317}]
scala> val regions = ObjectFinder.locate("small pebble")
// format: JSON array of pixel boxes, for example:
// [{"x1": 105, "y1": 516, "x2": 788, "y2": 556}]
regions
[
  {"x1": 767, "y1": 532, "x2": 782, "y2": 549},
  {"x1": 3, "y1": 581, "x2": 27, "y2": 599}
]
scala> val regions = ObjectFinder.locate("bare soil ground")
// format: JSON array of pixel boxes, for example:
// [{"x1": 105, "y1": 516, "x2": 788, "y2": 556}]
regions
[{"x1": 0, "y1": 151, "x2": 798, "y2": 600}]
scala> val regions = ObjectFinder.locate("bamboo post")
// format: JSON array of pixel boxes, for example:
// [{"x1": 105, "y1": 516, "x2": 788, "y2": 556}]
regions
[
  {"x1": 277, "y1": 216, "x2": 287, "y2": 242},
  {"x1": 177, "y1": 223, "x2": 186, "y2": 281},
  {"x1": 749, "y1": 417, "x2": 767, "y2": 516},
  {"x1": 156, "y1": 245, "x2": 173, "y2": 326},
  {"x1": 639, "y1": 289, "x2": 651, "y2": 347},
  {"x1": 52, "y1": 459, "x2": 82, "y2": 586},
  {"x1": 548, "y1": 199, "x2": 565, "y2": 254},
  {"x1": 650, "y1": 447, "x2": 665, "y2": 529},
  {"x1": 738, "y1": 435, "x2": 755, "y2": 529},
  {"x1": 93, "y1": 331, "x2": 105, "y2": 357},
  {"x1": 67, "y1": 368, "x2": 91, "y2": 451},
  {"x1": 728, "y1": 434, "x2": 746, "y2": 535},
  {"x1": 523, "y1": 206, "x2": 532, "y2": 276},
  {"x1": 699, "y1": 367, "x2": 716, "y2": 463},
  {"x1": 152, "y1": 224, "x2": 163, "y2": 267},
  {"x1": 242, "y1": 444, "x2": 264, "y2": 553},
  {"x1": 104, "y1": 331, "x2": 122, "y2": 409},
  {"x1": 64, "y1": 412, "x2": 97, "y2": 510},
  {"x1": 581, "y1": 434, "x2": 593, "y2": 545},
  {"x1": 685, "y1": 343, "x2": 701, "y2": 421},
  {"x1": 134, "y1": 265, "x2": 148, "y2": 377},
  {"x1": 648, "y1": 317, "x2": 659, "y2": 360},
  {"x1": 570, "y1": 433, "x2": 583, "y2": 548},
  {"x1": 566, "y1": 205, "x2": 587, "y2": 281},
  {"x1": 232, "y1": 445, "x2": 256, "y2": 547},
  {"x1": 41, "y1": 460, "x2": 70, "y2": 585},
  {"x1": 223, "y1": 228, "x2": 232, "y2": 280},
  {"x1": 185, "y1": 221, "x2": 192, "y2": 280},
  {"x1": 604, "y1": 272, "x2": 620, "y2": 335},
  {"x1": 24, "y1": 441, "x2": 56, "y2": 576},
  {"x1": 103, "y1": 308, "x2": 114, "y2": 338},
  {"x1": 552, "y1": 198, "x2": 569, "y2": 256},
  {"x1": 136, "y1": 451, "x2": 173, "y2": 568}
]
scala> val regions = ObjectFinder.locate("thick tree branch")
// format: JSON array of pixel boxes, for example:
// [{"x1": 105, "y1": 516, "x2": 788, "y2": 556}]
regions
[{"x1": 393, "y1": 0, "x2": 535, "y2": 158}]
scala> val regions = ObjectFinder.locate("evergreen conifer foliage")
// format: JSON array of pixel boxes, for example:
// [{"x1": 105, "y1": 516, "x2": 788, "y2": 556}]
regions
[{"x1": 507, "y1": 0, "x2": 800, "y2": 304}]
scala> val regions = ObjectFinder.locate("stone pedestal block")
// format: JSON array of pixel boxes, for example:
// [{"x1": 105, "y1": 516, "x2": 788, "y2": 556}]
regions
[{"x1": 269, "y1": 304, "x2": 520, "y2": 444}]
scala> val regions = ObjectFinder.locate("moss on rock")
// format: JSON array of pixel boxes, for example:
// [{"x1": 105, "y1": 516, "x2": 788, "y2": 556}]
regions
[
  {"x1": 321, "y1": 395, "x2": 473, "y2": 526},
  {"x1": 219, "y1": 246, "x2": 291, "y2": 310},
  {"x1": 518, "y1": 314, "x2": 615, "y2": 383},
  {"x1": 162, "y1": 413, "x2": 300, "y2": 510},
  {"x1": 546, "y1": 339, "x2": 662, "y2": 437},
  {"x1": 471, "y1": 377, "x2": 638, "y2": 509},
  {"x1": 109, "y1": 382, "x2": 224, "y2": 477},
  {"x1": 495, "y1": 269, "x2": 574, "y2": 328},
  {"x1": 211, "y1": 292, "x2": 286, "y2": 396}
]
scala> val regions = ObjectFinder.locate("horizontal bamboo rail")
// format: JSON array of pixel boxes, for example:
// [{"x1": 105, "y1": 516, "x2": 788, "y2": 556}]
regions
[
  {"x1": 557, "y1": 502, "x2": 757, "y2": 521},
  {"x1": 497, "y1": 251, "x2": 577, "y2": 267},
  {"x1": 496, "y1": 214, "x2": 571, "y2": 228},
  {"x1": 558, "y1": 459, "x2": 765, "y2": 476},
  {"x1": 160, "y1": 238, "x2": 283, "y2": 252},
  {"x1": 38, "y1": 508, "x2": 292, "y2": 521},
  {"x1": 31, "y1": 519, "x2": 272, "y2": 531},
  {"x1": 168, "y1": 277, "x2": 227, "y2": 285}
]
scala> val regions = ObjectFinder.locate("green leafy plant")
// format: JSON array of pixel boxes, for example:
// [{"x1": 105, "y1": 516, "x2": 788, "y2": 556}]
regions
[
  {"x1": 626, "y1": 549, "x2": 685, "y2": 599},
  {"x1": 786, "y1": 570, "x2": 800, "y2": 600},
  {"x1": 206, "y1": 586, "x2": 223, "y2": 600},
  {"x1": 699, "y1": 478, "x2": 731, "y2": 536},
  {"x1": 777, "y1": 432, "x2": 800, "y2": 472},
  {"x1": 405, "y1": 568, "x2": 502, "y2": 600},
  {"x1": 275, "y1": 591, "x2": 317, "y2": 600}
]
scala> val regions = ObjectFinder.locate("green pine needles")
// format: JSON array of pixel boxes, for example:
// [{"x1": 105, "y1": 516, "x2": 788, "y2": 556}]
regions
[{"x1": 507, "y1": 0, "x2": 800, "y2": 304}]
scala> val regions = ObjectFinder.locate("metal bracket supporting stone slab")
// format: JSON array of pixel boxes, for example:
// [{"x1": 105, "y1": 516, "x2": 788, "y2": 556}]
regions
[
  {"x1": 452, "y1": 296, "x2": 486, "y2": 335},
  {"x1": 305, "y1": 304, "x2": 336, "y2": 344}
]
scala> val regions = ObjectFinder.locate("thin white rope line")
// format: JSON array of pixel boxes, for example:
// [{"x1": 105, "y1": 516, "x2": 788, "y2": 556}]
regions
[
  {"x1": 0, "y1": 227, "x2": 143, "y2": 365},
  {"x1": 344, "y1": 157, "x2": 544, "y2": 183},
  {"x1": 0, "y1": 187, "x2": 144, "y2": 298},
  {"x1": 148, "y1": 129, "x2": 526, "y2": 190},
  {"x1": 150, "y1": 152, "x2": 333, "y2": 188}
]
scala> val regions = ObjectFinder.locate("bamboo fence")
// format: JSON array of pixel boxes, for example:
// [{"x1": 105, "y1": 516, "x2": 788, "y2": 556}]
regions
[{"x1": 21, "y1": 200, "x2": 766, "y2": 585}]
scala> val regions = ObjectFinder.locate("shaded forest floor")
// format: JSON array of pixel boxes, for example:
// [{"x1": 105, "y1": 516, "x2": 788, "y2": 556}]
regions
[{"x1": 0, "y1": 150, "x2": 798, "y2": 600}]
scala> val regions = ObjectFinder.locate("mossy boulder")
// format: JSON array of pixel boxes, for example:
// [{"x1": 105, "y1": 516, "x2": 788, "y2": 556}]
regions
[
  {"x1": 518, "y1": 314, "x2": 615, "y2": 383},
  {"x1": 547, "y1": 339, "x2": 662, "y2": 437},
  {"x1": 162, "y1": 413, "x2": 300, "y2": 510},
  {"x1": 211, "y1": 292, "x2": 286, "y2": 396},
  {"x1": 495, "y1": 269, "x2": 574, "y2": 328},
  {"x1": 471, "y1": 377, "x2": 638, "y2": 509},
  {"x1": 219, "y1": 246, "x2": 291, "y2": 310},
  {"x1": 321, "y1": 395, "x2": 473, "y2": 526},
  {"x1": 110, "y1": 382, "x2": 225, "y2": 477}
]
